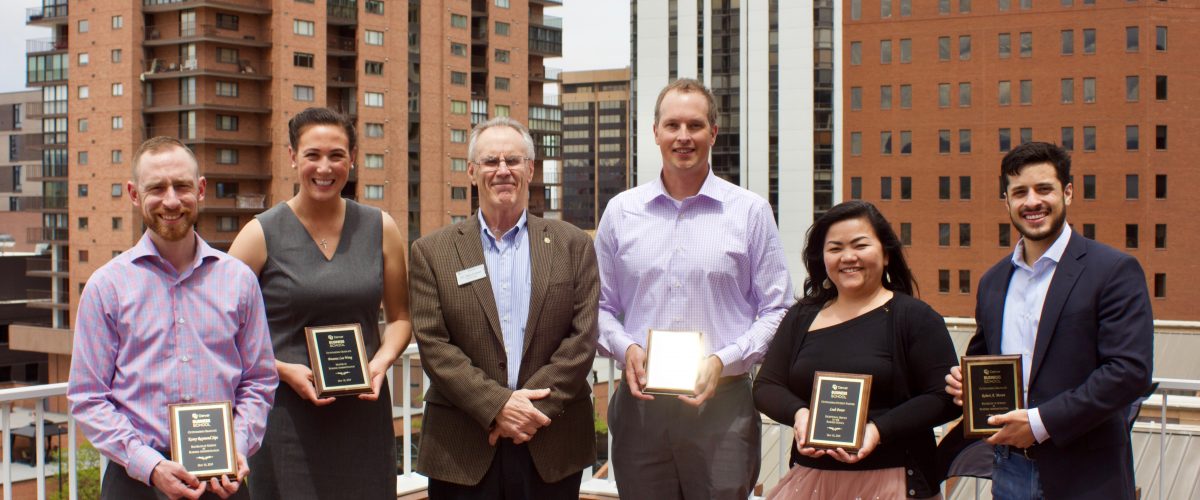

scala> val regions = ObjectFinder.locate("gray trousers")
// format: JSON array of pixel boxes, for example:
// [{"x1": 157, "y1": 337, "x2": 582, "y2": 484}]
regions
[
  {"x1": 609, "y1": 377, "x2": 761, "y2": 500},
  {"x1": 100, "y1": 461, "x2": 250, "y2": 500}
]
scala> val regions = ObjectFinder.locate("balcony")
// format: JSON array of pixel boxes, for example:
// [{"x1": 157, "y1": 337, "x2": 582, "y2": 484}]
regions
[
  {"x1": 143, "y1": 0, "x2": 271, "y2": 15},
  {"x1": 146, "y1": 125, "x2": 270, "y2": 147},
  {"x1": 143, "y1": 90, "x2": 270, "y2": 115},
  {"x1": 528, "y1": 18, "x2": 563, "y2": 57},
  {"x1": 25, "y1": 37, "x2": 67, "y2": 55},
  {"x1": 18, "y1": 196, "x2": 68, "y2": 213},
  {"x1": 143, "y1": 23, "x2": 271, "y2": 48},
  {"x1": 201, "y1": 193, "x2": 267, "y2": 215},
  {"x1": 23, "y1": 100, "x2": 68, "y2": 118},
  {"x1": 327, "y1": 35, "x2": 357, "y2": 55},
  {"x1": 25, "y1": 227, "x2": 68, "y2": 244},
  {"x1": 327, "y1": 68, "x2": 357, "y2": 87},
  {"x1": 26, "y1": 257, "x2": 69, "y2": 278},
  {"x1": 26, "y1": 163, "x2": 68, "y2": 181},
  {"x1": 143, "y1": 57, "x2": 268, "y2": 81},
  {"x1": 25, "y1": 4, "x2": 68, "y2": 26},
  {"x1": 328, "y1": 0, "x2": 358, "y2": 25},
  {"x1": 529, "y1": 0, "x2": 563, "y2": 5},
  {"x1": 26, "y1": 67, "x2": 67, "y2": 86},
  {"x1": 530, "y1": 67, "x2": 561, "y2": 83}
]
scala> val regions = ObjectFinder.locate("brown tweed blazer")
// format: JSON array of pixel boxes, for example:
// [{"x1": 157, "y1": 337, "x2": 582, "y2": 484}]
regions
[{"x1": 409, "y1": 213, "x2": 599, "y2": 485}]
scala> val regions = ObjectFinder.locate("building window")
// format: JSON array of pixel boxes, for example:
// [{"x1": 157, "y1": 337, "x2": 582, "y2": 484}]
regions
[
  {"x1": 959, "y1": 35, "x2": 972, "y2": 60},
  {"x1": 880, "y1": 40, "x2": 893, "y2": 64},
  {"x1": 110, "y1": 183, "x2": 122, "y2": 197},
  {"x1": 1083, "y1": 175, "x2": 1096, "y2": 199},
  {"x1": 850, "y1": 177, "x2": 862, "y2": 199},
  {"x1": 495, "y1": 49, "x2": 510, "y2": 63},
  {"x1": 365, "y1": 61, "x2": 384, "y2": 75},
  {"x1": 1156, "y1": 75, "x2": 1168, "y2": 100},
  {"x1": 294, "y1": 52, "x2": 314, "y2": 68},
  {"x1": 1125, "y1": 76, "x2": 1139, "y2": 102},
  {"x1": 900, "y1": 131, "x2": 912, "y2": 155},
  {"x1": 112, "y1": 15, "x2": 123, "y2": 29},
  {"x1": 1061, "y1": 127, "x2": 1075, "y2": 151},
  {"x1": 849, "y1": 87, "x2": 863, "y2": 111},
  {"x1": 1126, "y1": 174, "x2": 1139, "y2": 199},
  {"x1": 1126, "y1": 224, "x2": 1138, "y2": 248},
  {"x1": 450, "y1": 158, "x2": 467, "y2": 171},
  {"x1": 216, "y1": 115, "x2": 239, "y2": 131},
  {"x1": 364, "y1": 92, "x2": 384, "y2": 107},
  {"x1": 900, "y1": 176, "x2": 912, "y2": 199},
  {"x1": 494, "y1": 104, "x2": 510, "y2": 117},
  {"x1": 1155, "y1": 26, "x2": 1167, "y2": 51},
  {"x1": 365, "y1": 185, "x2": 384, "y2": 200},
  {"x1": 939, "y1": 270, "x2": 950, "y2": 294},
  {"x1": 959, "y1": 82, "x2": 972, "y2": 107},
  {"x1": 218, "y1": 47, "x2": 239, "y2": 64},
  {"x1": 450, "y1": 186, "x2": 467, "y2": 200},
  {"x1": 112, "y1": 116, "x2": 123, "y2": 130},
  {"x1": 1061, "y1": 30, "x2": 1074, "y2": 55},
  {"x1": 958, "y1": 0, "x2": 970, "y2": 13},
  {"x1": 1019, "y1": 80, "x2": 1032, "y2": 105},
  {"x1": 112, "y1": 217, "x2": 123, "y2": 230},
  {"x1": 112, "y1": 49, "x2": 122, "y2": 63},
  {"x1": 998, "y1": 81, "x2": 1011, "y2": 106},
  {"x1": 495, "y1": 77, "x2": 510, "y2": 91},
  {"x1": 1155, "y1": 224, "x2": 1166, "y2": 249},
  {"x1": 450, "y1": 14, "x2": 467, "y2": 29},
  {"x1": 217, "y1": 13, "x2": 239, "y2": 30},
  {"x1": 1082, "y1": 224, "x2": 1096, "y2": 239},
  {"x1": 78, "y1": 53, "x2": 89, "y2": 66},
  {"x1": 1126, "y1": 125, "x2": 1141, "y2": 150},
  {"x1": 1083, "y1": 126, "x2": 1097, "y2": 151},
  {"x1": 450, "y1": 129, "x2": 467, "y2": 143},
  {"x1": 1156, "y1": 174, "x2": 1167, "y2": 199},
  {"x1": 900, "y1": 39, "x2": 912, "y2": 63},
  {"x1": 881, "y1": 131, "x2": 893, "y2": 155},
  {"x1": 999, "y1": 128, "x2": 1011, "y2": 152},
  {"x1": 939, "y1": 130, "x2": 951, "y2": 154},
  {"x1": 79, "y1": 250, "x2": 89, "y2": 263},
  {"x1": 365, "y1": 30, "x2": 384, "y2": 45},
  {"x1": 881, "y1": 177, "x2": 893, "y2": 200},
  {"x1": 495, "y1": 0, "x2": 510, "y2": 7},
  {"x1": 78, "y1": 118, "x2": 88, "y2": 132},
  {"x1": 851, "y1": 0, "x2": 861, "y2": 19},
  {"x1": 999, "y1": 223, "x2": 1011, "y2": 247},
  {"x1": 900, "y1": 223, "x2": 912, "y2": 246},
  {"x1": 939, "y1": 176, "x2": 951, "y2": 199},
  {"x1": 900, "y1": 85, "x2": 912, "y2": 109},
  {"x1": 1154, "y1": 273, "x2": 1166, "y2": 298},
  {"x1": 450, "y1": 100, "x2": 468, "y2": 115},
  {"x1": 998, "y1": 33, "x2": 1011, "y2": 58},
  {"x1": 1126, "y1": 26, "x2": 1139, "y2": 52},
  {"x1": 293, "y1": 19, "x2": 315, "y2": 36},
  {"x1": 881, "y1": 0, "x2": 892, "y2": 17},
  {"x1": 1019, "y1": 32, "x2": 1032, "y2": 57},
  {"x1": 78, "y1": 184, "x2": 88, "y2": 197},
  {"x1": 938, "y1": 83, "x2": 950, "y2": 108},
  {"x1": 294, "y1": 85, "x2": 314, "y2": 101},
  {"x1": 1083, "y1": 28, "x2": 1096, "y2": 54},
  {"x1": 78, "y1": 217, "x2": 88, "y2": 230},
  {"x1": 217, "y1": 148, "x2": 238, "y2": 164},
  {"x1": 495, "y1": 22, "x2": 510, "y2": 36},
  {"x1": 880, "y1": 86, "x2": 893, "y2": 110},
  {"x1": 959, "y1": 223, "x2": 971, "y2": 247},
  {"x1": 79, "y1": 19, "x2": 89, "y2": 33},
  {"x1": 939, "y1": 37, "x2": 951, "y2": 61},
  {"x1": 1083, "y1": 77, "x2": 1096, "y2": 103},
  {"x1": 959, "y1": 270, "x2": 971, "y2": 293},
  {"x1": 216, "y1": 81, "x2": 238, "y2": 97},
  {"x1": 79, "y1": 86, "x2": 89, "y2": 99},
  {"x1": 939, "y1": 224, "x2": 951, "y2": 246},
  {"x1": 850, "y1": 42, "x2": 862, "y2": 65},
  {"x1": 79, "y1": 151, "x2": 89, "y2": 165},
  {"x1": 1020, "y1": 127, "x2": 1032, "y2": 145},
  {"x1": 366, "y1": 0, "x2": 384, "y2": 14},
  {"x1": 217, "y1": 216, "x2": 238, "y2": 232},
  {"x1": 364, "y1": 123, "x2": 384, "y2": 138},
  {"x1": 450, "y1": 43, "x2": 467, "y2": 57},
  {"x1": 939, "y1": 0, "x2": 951, "y2": 13},
  {"x1": 364, "y1": 154, "x2": 384, "y2": 169},
  {"x1": 959, "y1": 129, "x2": 972, "y2": 153},
  {"x1": 451, "y1": 71, "x2": 467, "y2": 86},
  {"x1": 1061, "y1": 78, "x2": 1074, "y2": 103},
  {"x1": 960, "y1": 176, "x2": 972, "y2": 200},
  {"x1": 851, "y1": 132, "x2": 863, "y2": 155},
  {"x1": 1155, "y1": 125, "x2": 1167, "y2": 150}
]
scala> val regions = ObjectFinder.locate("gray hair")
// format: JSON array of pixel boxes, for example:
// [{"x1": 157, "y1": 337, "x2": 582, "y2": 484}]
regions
[{"x1": 467, "y1": 116, "x2": 536, "y2": 163}]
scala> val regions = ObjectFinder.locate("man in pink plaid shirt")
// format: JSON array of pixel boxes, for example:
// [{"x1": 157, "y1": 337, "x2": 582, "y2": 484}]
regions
[{"x1": 68, "y1": 137, "x2": 277, "y2": 500}]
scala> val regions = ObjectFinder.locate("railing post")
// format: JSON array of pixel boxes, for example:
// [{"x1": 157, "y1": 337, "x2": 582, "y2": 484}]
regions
[
  {"x1": 402, "y1": 352, "x2": 413, "y2": 476},
  {"x1": 607, "y1": 358, "x2": 615, "y2": 485},
  {"x1": 35, "y1": 402, "x2": 45, "y2": 499},
  {"x1": 3, "y1": 402, "x2": 11, "y2": 500},
  {"x1": 1159, "y1": 393, "x2": 1166, "y2": 500},
  {"x1": 68, "y1": 415, "x2": 76, "y2": 500}
]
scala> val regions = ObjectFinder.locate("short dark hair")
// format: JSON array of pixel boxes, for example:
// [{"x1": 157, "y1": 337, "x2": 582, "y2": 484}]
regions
[
  {"x1": 653, "y1": 78, "x2": 718, "y2": 129},
  {"x1": 287, "y1": 107, "x2": 357, "y2": 154},
  {"x1": 1000, "y1": 141, "x2": 1071, "y2": 194},
  {"x1": 132, "y1": 136, "x2": 198, "y2": 182},
  {"x1": 800, "y1": 200, "x2": 917, "y2": 305}
]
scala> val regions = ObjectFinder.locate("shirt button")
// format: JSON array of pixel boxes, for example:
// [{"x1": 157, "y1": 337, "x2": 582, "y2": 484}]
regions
[
  {"x1": 180, "y1": 355, "x2": 190, "y2": 363},
  {"x1": 907, "y1": 469, "x2": 914, "y2": 476},
  {"x1": 182, "y1": 395, "x2": 193, "y2": 402},
  {"x1": 177, "y1": 318, "x2": 185, "y2": 324},
  {"x1": 909, "y1": 489, "x2": 917, "y2": 496}
]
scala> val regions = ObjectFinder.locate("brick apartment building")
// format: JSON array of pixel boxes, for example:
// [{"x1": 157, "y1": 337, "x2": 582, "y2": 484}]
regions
[
  {"x1": 14, "y1": 0, "x2": 563, "y2": 395},
  {"x1": 842, "y1": 0, "x2": 1199, "y2": 320}
]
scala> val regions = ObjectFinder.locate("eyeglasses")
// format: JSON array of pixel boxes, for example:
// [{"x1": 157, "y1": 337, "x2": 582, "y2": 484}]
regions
[{"x1": 475, "y1": 156, "x2": 529, "y2": 170}]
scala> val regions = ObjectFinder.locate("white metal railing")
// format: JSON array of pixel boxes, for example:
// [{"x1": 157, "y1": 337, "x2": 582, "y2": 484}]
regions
[
  {"x1": 389, "y1": 343, "x2": 428, "y2": 496},
  {"x1": 0, "y1": 382, "x2": 75, "y2": 500}
]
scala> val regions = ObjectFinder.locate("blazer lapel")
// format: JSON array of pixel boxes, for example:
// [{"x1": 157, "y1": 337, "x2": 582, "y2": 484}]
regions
[
  {"x1": 454, "y1": 216, "x2": 505, "y2": 348},
  {"x1": 1028, "y1": 233, "x2": 1086, "y2": 385},
  {"x1": 522, "y1": 216, "x2": 552, "y2": 357}
]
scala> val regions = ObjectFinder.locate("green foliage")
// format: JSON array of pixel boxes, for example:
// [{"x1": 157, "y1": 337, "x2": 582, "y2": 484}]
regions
[
  {"x1": 594, "y1": 412, "x2": 608, "y2": 435},
  {"x1": 49, "y1": 442, "x2": 101, "y2": 500}
]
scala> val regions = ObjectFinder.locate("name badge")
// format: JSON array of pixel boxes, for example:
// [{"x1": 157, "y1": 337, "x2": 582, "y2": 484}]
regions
[{"x1": 456, "y1": 264, "x2": 487, "y2": 286}]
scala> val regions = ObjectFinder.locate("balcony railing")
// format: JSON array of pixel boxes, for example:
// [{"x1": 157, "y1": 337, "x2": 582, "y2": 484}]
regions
[
  {"x1": 145, "y1": 57, "x2": 264, "y2": 77},
  {"x1": 18, "y1": 196, "x2": 68, "y2": 212},
  {"x1": 24, "y1": 100, "x2": 68, "y2": 118},
  {"x1": 328, "y1": 68, "x2": 357, "y2": 85},
  {"x1": 145, "y1": 125, "x2": 269, "y2": 147},
  {"x1": 144, "y1": 24, "x2": 268, "y2": 45},
  {"x1": 25, "y1": 5, "x2": 68, "y2": 23},
  {"x1": 27, "y1": 164, "x2": 69, "y2": 181},
  {"x1": 143, "y1": 0, "x2": 272, "y2": 14},
  {"x1": 530, "y1": 14, "x2": 563, "y2": 28},
  {"x1": 26, "y1": 257, "x2": 69, "y2": 275},
  {"x1": 27, "y1": 288, "x2": 69, "y2": 304},
  {"x1": 144, "y1": 90, "x2": 268, "y2": 113},
  {"x1": 26, "y1": 38, "x2": 68, "y2": 54},
  {"x1": 327, "y1": 34, "x2": 356, "y2": 52}
]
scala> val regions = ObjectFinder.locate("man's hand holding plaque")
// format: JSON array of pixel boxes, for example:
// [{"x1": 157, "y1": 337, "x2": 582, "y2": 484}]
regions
[
  {"x1": 304, "y1": 323, "x2": 373, "y2": 398},
  {"x1": 959, "y1": 355, "x2": 1024, "y2": 438},
  {"x1": 168, "y1": 401, "x2": 238, "y2": 487},
  {"x1": 641, "y1": 330, "x2": 705, "y2": 396}
]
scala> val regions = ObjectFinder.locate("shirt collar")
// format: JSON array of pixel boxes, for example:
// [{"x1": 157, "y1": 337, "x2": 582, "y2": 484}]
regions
[
  {"x1": 1010, "y1": 223, "x2": 1072, "y2": 272},
  {"x1": 129, "y1": 230, "x2": 220, "y2": 274},
  {"x1": 478, "y1": 208, "x2": 529, "y2": 243},
  {"x1": 644, "y1": 168, "x2": 728, "y2": 206}
]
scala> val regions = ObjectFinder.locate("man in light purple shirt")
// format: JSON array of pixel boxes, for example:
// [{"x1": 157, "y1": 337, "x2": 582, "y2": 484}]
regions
[
  {"x1": 595, "y1": 78, "x2": 795, "y2": 499},
  {"x1": 68, "y1": 137, "x2": 277, "y2": 500}
]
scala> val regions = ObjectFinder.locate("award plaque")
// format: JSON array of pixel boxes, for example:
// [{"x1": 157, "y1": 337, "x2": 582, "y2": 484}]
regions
[
  {"x1": 961, "y1": 355, "x2": 1024, "y2": 438},
  {"x1": 642, "y1": 329, "x2": 705, "y2": 396},
  {"x1": 305, "y1": 323, "x2": 372, "y2": 398},
  {"x1": 168, "y1": 401, "x2": 236, "y2": 479},
  {"x1": 806, "y1": 372, "x2": 872, "y2": 451}
]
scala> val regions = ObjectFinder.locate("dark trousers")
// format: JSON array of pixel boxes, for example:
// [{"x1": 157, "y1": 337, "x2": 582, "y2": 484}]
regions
[
  {"x1": 101, "y1": 461, "x2": 251, "y2": 500},
  {"x1": 427, "y1": 441, "x2": 583, "y2": 500}
]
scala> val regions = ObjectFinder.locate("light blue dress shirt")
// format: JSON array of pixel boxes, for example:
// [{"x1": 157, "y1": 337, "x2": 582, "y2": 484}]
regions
[
  {"x1": 478, "y1": 209, "x2": 532, "y2": 390},
  {"x1": 1002, "y1": 225, "x2": 1073, "y2": 443}
]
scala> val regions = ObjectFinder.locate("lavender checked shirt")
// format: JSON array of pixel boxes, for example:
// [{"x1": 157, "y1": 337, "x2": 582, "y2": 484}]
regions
[
  {"x1": 595, "y1": 172, "x2": 795, "y2": 376},
  {"x1": 68, "y1": 232, "x2": 278, "y2": 485}
]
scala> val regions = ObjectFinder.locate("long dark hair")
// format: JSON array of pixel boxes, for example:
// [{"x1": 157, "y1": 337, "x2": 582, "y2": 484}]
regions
[{"x1": 800, "y1": 200, "x2": 917, "y2": 305}]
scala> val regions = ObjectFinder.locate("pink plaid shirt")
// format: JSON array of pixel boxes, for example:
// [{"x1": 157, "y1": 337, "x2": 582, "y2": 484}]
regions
[
  {"x1": 595, "y1": 173, "x2": 795, "y2": 375},
  {"x1": 68, "y1": 232, "x2": 277, "y2": 485}
]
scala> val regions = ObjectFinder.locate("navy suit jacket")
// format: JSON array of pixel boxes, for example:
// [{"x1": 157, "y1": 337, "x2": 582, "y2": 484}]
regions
[{"x1": 968, "y1": 231, "x2": 1153, "y2": 499}]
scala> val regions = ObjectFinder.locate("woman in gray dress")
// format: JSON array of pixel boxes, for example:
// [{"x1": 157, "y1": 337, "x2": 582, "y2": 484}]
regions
[{"x1": 229, "y1": 107, "x2": 412, "y2": 499}]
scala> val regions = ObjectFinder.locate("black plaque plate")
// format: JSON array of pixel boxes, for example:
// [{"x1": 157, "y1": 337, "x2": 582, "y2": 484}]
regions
[
  {"x1": 806, "y1": 371, "x2": 872, "y2": 451},
  {"x1": 305, "y1": 323, "x2": 372, "y2": 398},
  {"x1": 961, "y1": 355, "x2": 1024, "y2": 438},
  {"x1": 168, "y1": 401, "x2": 236, "y2": 479}
]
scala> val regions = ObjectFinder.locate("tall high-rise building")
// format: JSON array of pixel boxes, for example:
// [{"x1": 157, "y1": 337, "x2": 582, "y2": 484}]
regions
[
  {"x1": 15, "y1": 0, "x2": 562, "y2": 385},
  {"x1": 0, "y1": 91, "x2": 46, "y2": 254},
  {"x1": 842, "y1": 0, "x2": 1198, "y2": 320},
  {"x1": 560, "y1": 67, "x2": 630, "y2": 230},
  {"x1": 631, "y1": 0, "x2": 831, "y2": 285}
]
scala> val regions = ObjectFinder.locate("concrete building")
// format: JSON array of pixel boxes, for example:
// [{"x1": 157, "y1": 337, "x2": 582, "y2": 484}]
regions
[
  {"x1": 841, "y1": 0, "x2": 1200, "y2": 319},
  {"x1": 0, "y1": 90, "x2": 46, "y2": 255},
  {"x1": 14, "y1": 0, "x2": 562, "y2": 387},
  {"x1": 631, "y1": 0, "x2": 832, "y2": 285},
  {"x1": 560, "y1": 67, "x2": 630, "y2": 230}
]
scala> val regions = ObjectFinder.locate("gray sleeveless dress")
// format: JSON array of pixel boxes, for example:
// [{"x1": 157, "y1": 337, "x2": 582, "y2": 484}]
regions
[{"x1": 248, "y1": 199, "x2": 395, "y2": 499}]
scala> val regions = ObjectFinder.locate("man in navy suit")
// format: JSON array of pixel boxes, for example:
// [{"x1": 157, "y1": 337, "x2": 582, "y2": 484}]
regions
[{"x1": 946, "y1": 141, "x2": 1153, "y2": 499}]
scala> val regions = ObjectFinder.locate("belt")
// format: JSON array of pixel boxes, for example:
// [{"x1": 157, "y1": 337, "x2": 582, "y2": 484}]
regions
[{"x1": 1005, "y1": 444, "x2": 1036, "y2": 460}]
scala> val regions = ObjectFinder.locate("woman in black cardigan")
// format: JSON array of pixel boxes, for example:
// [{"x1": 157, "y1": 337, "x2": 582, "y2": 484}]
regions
[{"x1": 754, "y1": 201, "x2": 960, "y2": 499}]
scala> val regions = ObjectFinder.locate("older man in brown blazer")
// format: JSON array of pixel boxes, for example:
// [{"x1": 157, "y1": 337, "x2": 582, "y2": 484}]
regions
[{"x1": 409, "y1": 116, "x2": 599, "y2": 499}]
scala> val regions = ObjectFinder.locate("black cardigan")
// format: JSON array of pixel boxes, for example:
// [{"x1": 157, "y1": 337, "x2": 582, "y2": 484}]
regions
[{"x1": 753, "y1": 293, "x2": 960, "y2": 498}]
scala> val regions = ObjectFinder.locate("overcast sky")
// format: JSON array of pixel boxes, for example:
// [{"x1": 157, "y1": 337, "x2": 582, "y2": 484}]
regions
[{"x1": 0, "y1": 0, "x2": 629, "y2": 94}]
